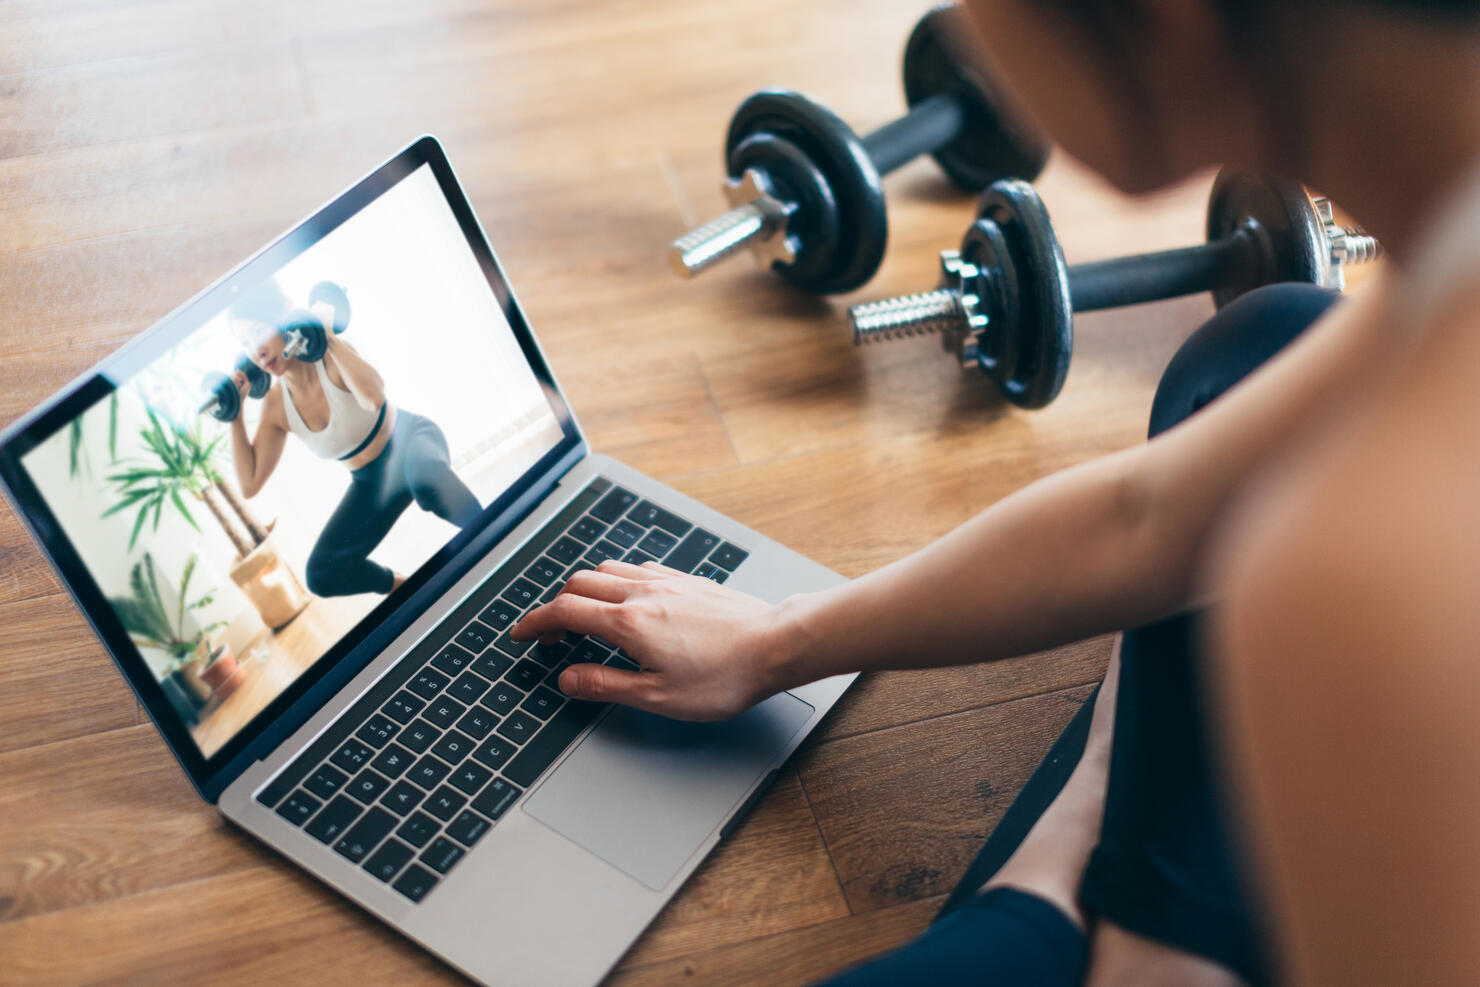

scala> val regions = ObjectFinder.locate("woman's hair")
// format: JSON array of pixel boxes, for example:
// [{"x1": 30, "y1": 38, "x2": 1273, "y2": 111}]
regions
[{"x1": 227, "y1": 277, "x2": 290, "y2": 329}]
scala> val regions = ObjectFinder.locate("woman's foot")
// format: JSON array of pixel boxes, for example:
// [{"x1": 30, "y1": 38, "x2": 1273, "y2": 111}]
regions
[
  {"x1": 390, "y1": 573, "x2": 407, "y2": 593},
  {"x1": 978, "y1": 640, "x2": 1121, "y2": 930}
]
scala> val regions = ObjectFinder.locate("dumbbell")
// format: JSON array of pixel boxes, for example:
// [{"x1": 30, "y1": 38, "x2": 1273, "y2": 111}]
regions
[
  {"x1": 200, "y1": 356, "x2": 271, "y2": 422},
  {"x1": 847, "y1": 170, "x2": 1381, "y2": 409},
  {"x1": 668, "y1": 2, "x2": 1049, "y2": 295}
]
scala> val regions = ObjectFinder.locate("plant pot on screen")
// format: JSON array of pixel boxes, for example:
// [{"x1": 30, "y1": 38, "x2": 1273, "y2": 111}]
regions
[
  {"x1": 229, "y1": 533, "x2": 310, "y2": 630},
  {"x1": 199, "y1": 642, "x2": 245, "y2": 700}
]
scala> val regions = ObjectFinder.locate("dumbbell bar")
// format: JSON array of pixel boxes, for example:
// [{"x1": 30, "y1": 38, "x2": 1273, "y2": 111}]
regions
[
  {"x1": 847, "y1": 171, "x2": 1380, "y2": 410},
  {"x1": 668, "y1": 2, "x2": 1048, "y2": 295},
  {"x1": 199, "y1": 281, "x2": 352, "y2": 421}
]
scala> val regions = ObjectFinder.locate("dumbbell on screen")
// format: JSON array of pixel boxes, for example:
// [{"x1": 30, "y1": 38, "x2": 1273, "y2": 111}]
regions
[
  {"x1": 668, "y1": 2, "x2": 1049, "y2": 295},
  {"x1": 198, "y1": 280, "x2": 351, "y2": 421},
  {"x1": 847, "y1": 170, "x2": 1381, "y2": 410}
]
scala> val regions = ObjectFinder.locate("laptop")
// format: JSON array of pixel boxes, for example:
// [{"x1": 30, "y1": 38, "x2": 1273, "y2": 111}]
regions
[{"x1": 0, "y1": 136, "x2": 855, "y2": 985}]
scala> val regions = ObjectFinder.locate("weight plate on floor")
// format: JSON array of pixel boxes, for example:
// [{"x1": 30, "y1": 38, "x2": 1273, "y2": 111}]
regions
[
  {"x1": 727, "y1": 89, "x2": 886, "y2": 294},
  {"x1": 1206, "y1": 169, "x2": 1327, "y2": 308},
  {"x1": 972, "y1": 179, "x2": 1072, "y2": 409},
  {"x1": 903, "y1": 2, "x2": 1050, "y2": 191},
  {"x1": 728, "y1": 132, "x2": 841, "y2": 289}
]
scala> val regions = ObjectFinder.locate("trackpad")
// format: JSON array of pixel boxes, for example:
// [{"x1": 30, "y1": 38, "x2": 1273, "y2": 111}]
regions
[{"x1": 522, "y1": 692, "x2": 814, "y2": 890}]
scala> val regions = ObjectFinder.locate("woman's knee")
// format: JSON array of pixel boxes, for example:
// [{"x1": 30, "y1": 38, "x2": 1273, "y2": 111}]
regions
[
  {"x1": 1149, "y1": 284, "x2": 1341, "y2": 437},
  {"x1": 305, "y1": 549, "x2": 344, "y2": 597}
]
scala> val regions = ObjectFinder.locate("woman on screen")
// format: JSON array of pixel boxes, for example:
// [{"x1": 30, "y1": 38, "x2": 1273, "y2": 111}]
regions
[{"x1": 225, "y1": 277, "x2": 482, "y2": 598}]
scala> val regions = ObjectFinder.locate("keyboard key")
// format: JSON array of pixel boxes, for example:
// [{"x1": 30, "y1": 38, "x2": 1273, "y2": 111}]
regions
[
  {"x1": 504, "y1": 701, "x2": 605, "y2": 788},
  {"x1": 355, "y1": 714, "x2": 400, "y2": 749},
  {"x1": 524, "y1": 556, "x2": 563, "y2": 587},
  {"x1": 471, "y1": 650, "x2": 514, "y2": 682},
  {"x1": 494, "y1": 628, "x2": 535, "y2": 658},
  {"x1": 637, "y1": 529, "x2": 679, "y2": 558},
  {"x1": 501, "y1": 577, "x2": 542, "y2": 610},
  {"x1": 448, "y1": 669, "x2": 492, "y2": 705},
  {"x1": 569, "y1": 639, "x2": 611, "y2": 665},
  {"x1": 520, "y1": 686, "x2": 564, "y2": 720},
  {"x1": 330, "y1": 740, "x2": 374, "y2": 774},
  {"x1": 382, "y1": 780, "x2": 424, "y2": 816},
  {"x1": 348, "y1": 768, "x2": 391, "y2": 804},
  {"x1": 393, "y1": 862, "x2": 439, "y2": 903},
  {"x1": 382, "y1": 690, "x2": 426, "y2": 725},
  {"x1": 398, "y1": 719, "x2": 440, "y2": 754},
  {"x1": 396, "y1": 811, "x2": 440, "y2": 849},
  {"x1": 431, "y1": 730, "x2": 477, "y2": 765},
  {"x1": 506, "y1": 660, "x2": 545, "y2": 692},
  {"x1": 529, "y1": 640, "x2": 571, "y2": 668},
  {"x1": 306, "y1": 795, "x2": 362, "y2": 844},
  {"x1": 456, "y1": 621, "x2": 497, "y2": 654},
  {"x1": 624, "y1": 549, "x2": 659, "y2": 566},
  {"x1": 605, "y1": 652, "x2": 641, "y2": 672},
  {"x1": 371, "y1": 743, "x2": 415, "y2": 779},
  {"x1": 424, "y1": 695, "x2": 468, "y2": 730},
  {"x1": 606, "y1": 519, "x2": 645, "y2": 549},
  {"x1": 666, "y1": 528, "x2": 722, "y2": 573},
  {"x1": 425, "y1": 785, "x2": 468, "y2": 822},
  {"x1": 570, "y1": 515, "x2": 607, "y2": 544},
  {"x1": 696, "y1": 562, "x2": 728, "y2": 583},
  {"x1": 479, "y1": 598, "x2": 520, "y2": 632},
  {"x1": 335, "y1": 807, "x2": 396, "y2": 864},
  {"x1": 408, "y1": 667, "x2": 450, "y2": 701},
  {"x1": 538, "y1": 581, "x2": 562, "y2": 604},
  {"x1": 431, "y1": 643, "x2": 476, "y2": 677},
  {"x1": 420, "y1": 836, "x2": 465, "y2": 875},
  {"x1": 590, "y1": 486, "x2": 637, "y2": 523},
  {"x1": 304, "y1": 764, "x2": 350, "y2": 800},
  {"x1": 545, "y1": 661, "x2": 572, "y2": 687},
  {"x1": 363, "y1": 838, "x2": 416, "y2": 883},
  {"x1": 547, "y1": 535, "x2": 585, "y2": 566},
  {"x1": 564, "y1": 560, "x2": 596, "y2": 578},
  {"x1": 496, "y1": 710, "x2": 541, "y2": 744},
  {"x1": 629, "y1": 501, "x2": 692, "y2": 537},
  {"x1": 456, "y1": 705, "x2": 498, "y2": 740},
  {"x1": 408, "y1": 754, "x2": 451, "y2": 790},
  {"x1": 481, "y1": 684, "x2": 523, "y2": 716},
  {"x1": 472, "y1": 778, "x2": 523, "y2": 820},
  {"x1": 584, "y1": 539, "x2": 624, "y2": 565},
  {"x1": 450, "y1": 761, "x2": 493, "y2": 796},
  {"x1": 446, "y1": 809, "x2": 492, "y2": 848},
  {"x1": 710, "y1": 542, "x2": 749, "y2": 571},
  {"x1": 471, "y1": 735, "x2": 516, "y2": 771},
  {"x1": 275, "y1": 790, "x2": 321, "y2": 827}
]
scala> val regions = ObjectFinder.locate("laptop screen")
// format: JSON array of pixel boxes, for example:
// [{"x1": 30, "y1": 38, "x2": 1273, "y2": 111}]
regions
[{"x1": 0, "y1": 140, "x2": 580, "y2": 788}]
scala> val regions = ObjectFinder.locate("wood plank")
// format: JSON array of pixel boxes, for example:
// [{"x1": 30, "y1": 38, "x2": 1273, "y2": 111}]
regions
[
  {"x1": 798, "y1": 685, "x2": 1095, "y2": 914},
  {"x1": 0, "y1": 594, "x2": 137, "y2": 756},
  {"x1": 616, "y1": 769, "x2": 848, "y2": 969},
  {"x1": 610, "y1": 896, "x2": 942, "y2": 987}
]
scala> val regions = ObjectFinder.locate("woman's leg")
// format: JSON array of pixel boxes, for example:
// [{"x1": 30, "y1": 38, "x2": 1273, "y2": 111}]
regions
[
  {"x1": 1081, "y1": 284, "x2": 1342, "y2": 986},
  {"x1": 305, "y1": 462, "x2": 413, "y2": 597},
  {"x1": 395, "y1": 412, "x2": 483, "y2": 529}
]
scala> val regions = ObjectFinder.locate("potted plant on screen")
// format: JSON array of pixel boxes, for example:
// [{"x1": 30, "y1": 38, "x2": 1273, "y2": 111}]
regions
[
  {"x1": 107, "y1": 551, "x2": 241, "y2": 713},
  {"x1": 103, "y1": 406, "x2": 310, "y2": 628}
]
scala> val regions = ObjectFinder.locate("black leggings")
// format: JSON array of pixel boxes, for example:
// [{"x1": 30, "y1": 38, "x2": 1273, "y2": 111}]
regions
[
  {"x1": 305, "y1": 410, "x2": 482, "y2": 597},
  {"x1": 817, "y1": 284, "x2": 1341, "y2": 986}
]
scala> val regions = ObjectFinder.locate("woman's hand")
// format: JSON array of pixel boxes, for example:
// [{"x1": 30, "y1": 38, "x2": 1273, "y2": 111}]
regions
[{"x1": 510, "y1": 560, "x2": 798, "y2": 722}]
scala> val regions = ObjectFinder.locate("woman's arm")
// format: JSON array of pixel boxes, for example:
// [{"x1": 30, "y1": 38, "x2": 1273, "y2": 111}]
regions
[
  {"x1": 229, "y1": 382, "x2": 289, "y2": 498},
  {"x1": 514, "y1": 280, "x2": 1387, "y2": 720},
  {"x1": 321, "y1": 336, "x2": 384, "y2": 412}
]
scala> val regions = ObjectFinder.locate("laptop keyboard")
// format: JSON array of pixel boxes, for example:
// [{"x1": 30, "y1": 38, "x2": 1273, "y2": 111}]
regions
[{"x1": 254, "y1": 477, "x2": 749, "y2": 904}]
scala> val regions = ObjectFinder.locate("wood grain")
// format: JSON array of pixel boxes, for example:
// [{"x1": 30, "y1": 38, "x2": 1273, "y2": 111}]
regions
[{"x1": 0, "y1": 0, "x2": 1362, "y2": 981}]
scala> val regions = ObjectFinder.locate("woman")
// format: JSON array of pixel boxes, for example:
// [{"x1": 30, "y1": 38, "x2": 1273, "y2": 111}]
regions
[
  {"x1": 227, "y1": 278, "x2": 483, "y2": 598},
  {"x1": 516, "y1": 1, "x2": 1480, "y2": 983}
]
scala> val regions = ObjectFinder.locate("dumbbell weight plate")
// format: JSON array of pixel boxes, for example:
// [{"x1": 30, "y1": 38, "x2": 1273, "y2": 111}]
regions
[
  {"x1": 972, "y1": 180, "x2": 1073, "y2": 409},
  {"x1": 201, "y1": 370, "x2": 242, "y2": 423},
  {"x1": 235, "y1": 355, "x2": 271, "y2": 399},
  {"x1": 281, "y1": 308, "x2": 328, "y2": 363},
  {"x1": 308, "y1": 280, "x2": 351, "y2": 334},
  {"x1": 903, "y1": 3, "x2": 1051, "y2": 191},
  {"x1": 726, "y1": 89, "x2": 887, "y2": 294},
  {"x1": 728, "y1": 133, "x2": 841, "y2": 288},
  {"x1": 1206, "y1": 170, "x2": 1328, "y2": 309}
]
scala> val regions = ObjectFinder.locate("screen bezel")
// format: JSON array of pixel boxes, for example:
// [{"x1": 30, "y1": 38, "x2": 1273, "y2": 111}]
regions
[{"x1": 0, "y1": 136, "x2": 584, "y2": 799}]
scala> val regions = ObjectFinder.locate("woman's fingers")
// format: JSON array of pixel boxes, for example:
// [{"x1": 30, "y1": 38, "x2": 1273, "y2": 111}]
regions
[
  {"x1": 560, "y1": 569, "x2": 638, "y2": 603},
  {"x1": 596, "y1": 559, "x2": 666, "y2": 580},
  {"x1": 558, "y1": 662, "x2": 654, "y2": 710},
  {"x1": 512, "y1": 592, "x2": 621, "y2": 643}
]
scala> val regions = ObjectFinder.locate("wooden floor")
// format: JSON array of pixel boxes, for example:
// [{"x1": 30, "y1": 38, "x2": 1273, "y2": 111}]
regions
[{"x1": 0, "y1": 0, "x2": 1265, "y2": 982}]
